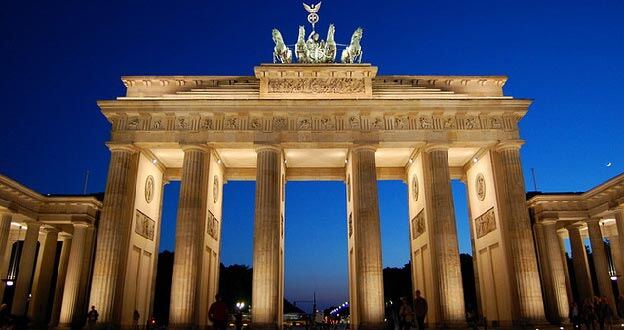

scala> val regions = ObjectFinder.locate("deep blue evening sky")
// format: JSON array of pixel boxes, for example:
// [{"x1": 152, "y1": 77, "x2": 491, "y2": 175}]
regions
[{"x1": 1, "y1": 0, "x2": 623, "y2": 308}]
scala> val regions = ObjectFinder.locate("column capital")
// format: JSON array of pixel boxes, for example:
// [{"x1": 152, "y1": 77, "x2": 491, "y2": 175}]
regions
[
  {"x1": 423, "y1": 143, "x2": 450, "y2": 152},
  {"x1": 495, "y1": 140, "x2": 525, "y2": 152},
  {"x1": 254, "y1": 144, "x2": 282, "y2": 153},
  {"x1": 0, "y1": 210, "x2": 13, "y2": 218},
  {"x1": 59, "y1": 232, "x2": 73, "y2": 240},
  {"x1": 72, "y1": 222, "x2": 91, "y2": 229},
  {"x1": 41, "y1": 226, "x2": 60, "y2": 234},
  {"x1": 105, "y1": 143, "x2": 137, "y2": 153},
  {"x1": 566, "y1": 222, "x2": 585, "y2": 231},
  {"x1": 351, "y1": 144, "x2": 377, "y2": 153},
  {"x1": 25, "y1": 221, "x2": 42, "y2": 230},
  {"x1": 180, "y1": 144, "x2": 210, "y2": 152},
  {"x1": 540, "y1": 218, "x2": 559, "y2": 226},
  {"x1": 586, "y1": 218, "x2": 603, "y2": 225}
]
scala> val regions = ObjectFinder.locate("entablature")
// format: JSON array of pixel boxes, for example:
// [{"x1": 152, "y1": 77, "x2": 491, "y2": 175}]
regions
[
  {"x1": 528, "y1": 173, "x2": 624, "y2": 224},
  {"x1": 0, "y1": 175, "x2": 102, "y2": 226}
]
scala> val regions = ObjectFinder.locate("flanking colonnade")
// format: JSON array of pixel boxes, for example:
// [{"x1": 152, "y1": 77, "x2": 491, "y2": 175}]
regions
[
  {"x1": 0, "y1": 175, "x2": 101, "y2": 328},
  {"x1": 529, "y1": 173, "x2": 624, "y2": 324}
]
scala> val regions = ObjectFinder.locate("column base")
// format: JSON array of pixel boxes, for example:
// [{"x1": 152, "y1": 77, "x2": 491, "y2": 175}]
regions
[
  {"x1": 356, "y1": 323, "x2": 385, "y2": 330},
  {"x1": 251, "y1": 323, "x2": 279, "y2": 330},
  {"x1": 427, "y1": 321, "x2": 468, "y2": 329}
]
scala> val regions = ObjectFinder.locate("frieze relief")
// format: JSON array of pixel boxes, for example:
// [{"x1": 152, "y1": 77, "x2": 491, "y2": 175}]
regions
[
  {"x1": 411, "y1": 210, "x2": 425, "y2": 239},
  {"x1": 135, "y1": 210, "x2": 156, "y2": 241},
  {"x1": 117, "y1": 113, "x2": 516, "y2": 132},
  {"x1": 207, "y1": 210, "x2": 219, "y2": 240},
  {"x1": 475, "y1": 207, "x2": 496, "y2": 239},
  {"x1": 267, "y1": 78, "x2": 366, "y2": 94}
]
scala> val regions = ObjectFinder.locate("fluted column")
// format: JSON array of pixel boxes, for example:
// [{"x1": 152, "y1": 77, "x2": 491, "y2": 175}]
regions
[
  {"x1": 169, "y1": 145, "x2": 210, "y2": 328},
  {"x1": 0, "y1": 213, "x2": 11, "y2": 269},
  {"x1": 615, "y1": 208, "x2": 624, "y2": 292},
  {"x1": 89, "y1": 144, "x2": 139, "y2": 324},
  {"x1": 0, "y1": 212, "x2": 12, "y2": 302},
  {"x1": 11, "y1": 222, "x2": 41, "y2": 316},
  {"x1": 252, "y1": 145, "x2": 283, "y2": 330},
  {"x1": 349, "y1": 145, "x2": 385, "y2": 329},
  {"x1": 60, "y1": 223, "x2": 89, "y2": 327},
  {"x1": 557, "y1": 232, "x2": 574, "y2": 304},
  {"x1": 587, "y1": 220, "x2": 617, "y2": 310},
  {"x1": 76, "y1": 226, "x2": 96, "y2": 323},
  {"x1": 422, "y1": 146, "x2": 465, "y2": 326},
  {"x1": 493, "y1": 142, "x2": 545, "y2": 321},
  {"x1": 609, "y1": 235, "x2": 624, "y2": 294},
  {"x1": 543, "y1": 222, "x2": 570, "y2": 322},
  {"x1": 534, "y1": 223, "x2": 557, "y2": 322},
  {"x1": 49, "y1": 234, "x2": 72, "y2": 327},
  {"x1": 568, "y1": 224, "x2": 593, "y2": 302},
  {"x1": 28, "y1": 227, "x2": 59, "y2": 326}
]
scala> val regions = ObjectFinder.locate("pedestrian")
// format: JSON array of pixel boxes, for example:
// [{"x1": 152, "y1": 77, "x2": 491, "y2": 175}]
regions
[
  {"x1": 0, "y1": 304, "x2": 9, "y2": 330},
  {"x1": 133, "y1": 310, "x2": 140, "y2": 330},
  {"x1": 597, "y1": 297, "x2": 613, "y2": 330},
  {"x1": 87, "y1": 306, "x2": 99, "y2": 330},
  {"x1": 568, "y1": 301, "x2": 580, "y2": 329},
  {"x1": 399, "y1": 297, "x2": 413, "y2": 330},
  {"x1": 617, "y1": 295, "x2": 624, "y2": 319},
  {"x1": 234, "y1": 309, "x2": 243, "y2": 330},
  {"x1": 208, "y1": 294, "x2": 229, "y2": 330},
  {"x1": 413, "y1": 290, "x2": 428, "y2": 330},
  {"x1": 582, "y1": 298, "x2": 595, "y2": 330}
]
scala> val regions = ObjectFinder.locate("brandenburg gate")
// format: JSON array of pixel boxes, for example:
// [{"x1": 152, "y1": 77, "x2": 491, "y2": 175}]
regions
[{"x1": 89, "y1": 60, "x2": 546, "y2": 328}]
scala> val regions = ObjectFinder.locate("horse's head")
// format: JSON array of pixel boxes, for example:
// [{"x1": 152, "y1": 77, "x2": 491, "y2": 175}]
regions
[
  {"x1": 352, "y1": 27, "x2": 363, "y2": 43},
  {"x1": 298, "y1": 26, "x2": 306, "y2": 39},
  {"x1": 272, "y1": 28, "x2": 283, "y2": 44}
]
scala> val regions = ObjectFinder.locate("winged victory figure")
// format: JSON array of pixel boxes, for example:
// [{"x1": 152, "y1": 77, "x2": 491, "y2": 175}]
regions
[{"x1": 303, "y1": 2, "x2": 321, "y2": 13}]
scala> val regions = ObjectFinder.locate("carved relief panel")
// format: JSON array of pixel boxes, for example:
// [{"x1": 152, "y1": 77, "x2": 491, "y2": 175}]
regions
[
  {"x1": 206, "y1": 211, "x2": 219, "y2": 240},
  {"x1": 135, "y1": 210, "x2": 155, "y2": 241},
  {"x1": 411, "y1": 210, "x2": 425, "y2": 239},
  {"x1": 475, "y1": 207, "x2": 496, "y2": 239}
]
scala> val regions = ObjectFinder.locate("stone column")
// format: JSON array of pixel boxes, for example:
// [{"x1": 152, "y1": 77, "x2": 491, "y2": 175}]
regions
[
  {"x1": 349, "y1": 145, "x2": 385, "y2": 329},
  {"x1": 0, "y1": 213, "x2": 11, "y2": 269},
  {"x1": 542, "y1": 222, "x2": 570, "y2": 322},
  {"x1": 422, "y1": 146, "x2": 465, "y2": 326},
  {"x1": 169, "y1": 145, "x2": 210, "y2": 328},
  {"x1": 252, "y1": 146, "x2": 284, "y2": 330},
  {"x1": 49, "y1": 234, "x2": 72, "y2": 327},
  {"x1": 557, "y1": 232, "x2": 574, "y2": 304},
  {"x1": 615, "y1": 208, "x2": 624, "y2": 292},
  {"x1": 587, "y1": 220, "x2": 617, "y2": 310},
  {"x1": 534, "y1": 223, "x2": 557, "y2": 322},
  {"x1": 568, "y1": 224, "x2": 593, "y2": 302},
  {"x1": 11, "y1": 222, "x2": 41, "y2": 316},
  {"x1": 75, "y1": 226, "x2": 96, "y2": 323},
  {"x1": 493, "y1": 142, "x2": 545, "y2": 321},
  {"x1": 89, "y1": 144, "x2": 139, "y2": 324},
  {"x1": 59, "y1": 224, "x2": 89, "y2": 327},
  {"x1": 609, "y1": 235, "x2": 624, "y2": 294},
  {"x1": 28, "y1": 227, "x2": 59, "y2": 326},
  {"x1": 0, "y1": 212, "x2": 12, "y2": 302}
]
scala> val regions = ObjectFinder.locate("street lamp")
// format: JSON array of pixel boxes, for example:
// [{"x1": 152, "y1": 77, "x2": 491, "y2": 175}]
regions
[{"x1": 236, "y1": 302, "x2": 245, "y2": 310}]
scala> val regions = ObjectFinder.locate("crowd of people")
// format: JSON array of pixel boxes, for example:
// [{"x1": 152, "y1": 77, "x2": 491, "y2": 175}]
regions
[{"x1": 568, "y1": 295, "x2": 624, "y2": 330}]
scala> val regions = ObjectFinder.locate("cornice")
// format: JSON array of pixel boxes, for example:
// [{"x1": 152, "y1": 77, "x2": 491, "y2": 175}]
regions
[{"x1": 0, "y1": 174, "x2": 102, "y2": 225}]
